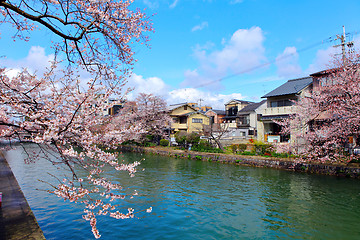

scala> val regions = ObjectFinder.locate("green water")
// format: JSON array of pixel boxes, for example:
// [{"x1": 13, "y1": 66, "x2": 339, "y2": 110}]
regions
[{"x1": 5, "y1": 145, "x2": 360, "y2": 239}]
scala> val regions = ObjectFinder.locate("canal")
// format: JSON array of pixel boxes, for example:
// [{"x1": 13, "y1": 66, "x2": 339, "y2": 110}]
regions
[{"x1": 5, "y1": 144, "x2": 360, "y2": 239}]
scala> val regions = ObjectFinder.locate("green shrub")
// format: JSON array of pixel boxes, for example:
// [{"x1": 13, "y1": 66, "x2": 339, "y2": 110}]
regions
[
  {"x1": 241, "y1": 151, "x2": 255, "y2": 156},
  {"x1": 230, "y1": 144, "x2": 238, "y2": 153},
  {"x1": 192, "y1": 140, "x2": 223, "y2": 153},
  {"x1": 252, "y1": 141, "x2": 273, "y2": 155},
  {"x1": 238, "y1": 144, "x2": 247, "y2": 153},
  {"x1": 229, "y1": 144, "x2": 247, "y2": 154},
  {"x1": 271, "y1": 152, "x2": 291, "y2": 158},
  {"x1": 175, "y1": 131, "x2": 187, "y2": 147},
  {"x1": 186, "y1": 132, "x2": 200, "y2": 145},
  {"x1": 159, "y1": 139, "x2": 169, "y2": 147}
]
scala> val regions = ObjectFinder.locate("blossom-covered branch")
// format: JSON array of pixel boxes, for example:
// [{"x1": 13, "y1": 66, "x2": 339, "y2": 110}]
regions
[
  {"x1": 280, "y1": 54, "x2": 360, "y2": 163},
  {"x1": 0, "y1": 0, "x2": 153, "y2": 83}
]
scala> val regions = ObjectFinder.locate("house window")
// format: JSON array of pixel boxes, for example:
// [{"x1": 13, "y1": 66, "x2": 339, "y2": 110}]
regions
[
  {"x1": 238, "y1": 115, "x2": 250, "y2": 125},
  {"x1": 270, "y1": 100, "x2": 293, "y2": 107},
  {"x1": 180, "y1": 116, "x2": 187, "y2": 124},
  {"x1": 192, "y1": 118, "x2": 203, "y2": 123},
  {"x1": 227, "y1": 106, "x2": 238, "y2": 116},
  {"x1": 184, "y1": 105, "x2": 187, "y2": 110}
]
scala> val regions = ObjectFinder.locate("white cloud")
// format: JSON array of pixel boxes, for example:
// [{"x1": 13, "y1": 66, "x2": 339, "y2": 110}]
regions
[
  {"x1": 143, "y1": 0, "x2": 159, "y2": 9},
  {"x1": 306, "y1": 46, "x2": 338, "y2": 74},
  {"x1": 168, "y1": 88, "x2": 247, "y2": 109},
  {"x1": 125, "y1": 73, "x2": 170, "y2": 100},
  {"x1": 230, "y1": 0, "x2": 244, "y2": 3},
  {"x1": 191, "y1": 21, "x2": 209, "y2": 32},
  {"x1": 305, "y1": 36, "x2": 360, "y2": 74},
  {"x1": 182, "y1": 26, "x2": 266, "y2": 90},
  {"x1": 275, "y1": 46, "x2": 302, "y2": 78},
  {"x1": 125, "y1": 74, "x2": 256, "y2": 109},
  {"x1": 169, "y1": 0, "x2": 179, "y2": 8},
  {"x1": 0, "y1": 46, "x2": 54, "y2": 75}
]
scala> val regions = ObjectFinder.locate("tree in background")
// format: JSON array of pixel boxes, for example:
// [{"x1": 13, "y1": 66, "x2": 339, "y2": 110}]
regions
[
  {"x1": 280, "y1": 54, "x2": 360, "y2": 163},
  {"x1": 203, "y1": 123, "x2": 229, "y2": 151},
  {"x1": 0, "y1": 1, "x2": 153, "y2": 238},
  {"x1": 108, "y1": 93, "x2": 172, "y2": 145}
]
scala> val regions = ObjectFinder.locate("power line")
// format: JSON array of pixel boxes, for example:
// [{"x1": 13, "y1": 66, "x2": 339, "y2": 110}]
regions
[{"x1": 192, "y1": 30, "x2": 360, "y2": 89}]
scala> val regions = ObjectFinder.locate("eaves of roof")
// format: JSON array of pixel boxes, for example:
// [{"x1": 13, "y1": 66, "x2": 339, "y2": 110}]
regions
[{"x1": 262, "y1": 77, "x2": 313, "y2": 98}]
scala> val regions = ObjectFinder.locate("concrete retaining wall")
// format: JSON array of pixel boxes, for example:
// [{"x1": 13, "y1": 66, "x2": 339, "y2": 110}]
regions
[
  {"x1": 0, "y1": 152, "x2": 46, "y2": 239},
  {"x1": 118, "y1": 146, "x2": 360, "y2": 179}
]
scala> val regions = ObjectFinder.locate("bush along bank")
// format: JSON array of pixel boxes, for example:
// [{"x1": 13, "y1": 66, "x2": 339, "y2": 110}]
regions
[{"x1": 117, "y1": 145, "x2": 360, "y2": 179}]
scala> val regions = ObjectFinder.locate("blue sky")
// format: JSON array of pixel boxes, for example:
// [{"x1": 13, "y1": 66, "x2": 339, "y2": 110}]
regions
[{"x1": 1, "y1": 0, "x2": 360, "y2": 109}]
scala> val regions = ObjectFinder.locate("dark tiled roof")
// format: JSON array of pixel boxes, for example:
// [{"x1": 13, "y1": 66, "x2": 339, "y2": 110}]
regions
[
  {"x1": 207, "y1": 109, "x2": 226, "y2": 115},
  {"x1": 238, "y1": 100, "x2": 266, "y2": 114},
  {"x1": 262, "y1": 77, "x2": 313, "y2": 98}
]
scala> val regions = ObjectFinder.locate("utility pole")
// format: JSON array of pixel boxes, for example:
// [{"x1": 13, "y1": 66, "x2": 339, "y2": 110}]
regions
[
  {"x1": 333, "y1": 26, "x2": 354, "y2": 64},
  {"x1": 198, "y1": 98, "x2": 204, "y2": 108}
]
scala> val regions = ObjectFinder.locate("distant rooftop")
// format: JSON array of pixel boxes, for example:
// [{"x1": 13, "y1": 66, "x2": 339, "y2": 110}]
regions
[
  {"x1": 225, "y1": 99, "x2": 254, "y2": 105},
  {"x1": 168, "y1": 103, "x2": 189, "y2": 111},
  {"x1": 238, "y1": 100, "x2": 266, "y2": 114},
  {"x1": 206, "y1": 109, "x2": 226, "y2": 115},
  {"x1": 262, "y1": 77, "x2": 313, "y2": 98}
]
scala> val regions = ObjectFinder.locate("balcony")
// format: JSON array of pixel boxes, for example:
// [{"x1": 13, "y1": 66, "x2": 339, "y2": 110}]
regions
[
  {"x1": 221, "y1": 122, "x2": 237, "y2": 128},
  {"x1": 263, "y1": 106, "x2": 294, "y2": 116},
  {"x1": 172, "y1": 123, "x2": 187, "y2": 130},
  {"x1": 237, "y1": 122, "x2": 250, "y2": 128}
]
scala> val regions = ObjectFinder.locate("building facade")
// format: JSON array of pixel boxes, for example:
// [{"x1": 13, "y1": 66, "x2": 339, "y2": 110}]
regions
[{"x1": 258, "y1": 77, "x2": 313, "y2": 143}]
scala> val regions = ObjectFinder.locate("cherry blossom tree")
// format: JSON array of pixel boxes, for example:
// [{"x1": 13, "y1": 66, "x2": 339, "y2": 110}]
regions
[
  {"x1": 105, "y1": 93, "x2": 172, "y2": 145},
  {"x1": 0, "y1": 0, "x2": 154, "y2": 238},
  {"x1": 132, "y1": 93, "x2": 171, "y2": 142},
  {"x1": 0, "y1": 0, "x2": 153, "y2": 84},
  {"x1": 280, "y1": 53, "x2": 360, "y2": 163}
]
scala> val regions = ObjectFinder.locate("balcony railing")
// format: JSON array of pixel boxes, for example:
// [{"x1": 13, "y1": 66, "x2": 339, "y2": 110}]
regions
[
  {"x1": 172, "y1": 123, "x2": 187, "y2": 130},
  {"x1": 263, "y1": 106, "x2": 294, "y2": 116},
  {"x1": 221, "y1": 122, "x2": 237, "y2": 128}
]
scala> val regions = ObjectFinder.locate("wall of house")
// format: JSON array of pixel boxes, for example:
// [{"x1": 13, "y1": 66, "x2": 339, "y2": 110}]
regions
[
  {"x1": 171, "y1": 106, "x2": 195, "y2": 116},
  {"x1": 205, "y1": 111, "x2": 225, "y2": 124},
  {"x1": 258, "y1": 90, "x2": 314, "y2": 143},
  {"x1": 187, "y1": 113, "x2": 210, "y2": 133},
  {"x1": 205, "y1": 111, "x2": 216, "y2": 123},
  {"x1": 170, "y1": 105, "x2": 197, "y2": 132},
  {"x1": 225, "y1": 101, "x2": 249, "y2": 114}
]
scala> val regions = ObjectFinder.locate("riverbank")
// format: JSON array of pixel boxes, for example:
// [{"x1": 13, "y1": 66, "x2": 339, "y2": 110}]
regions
[
  {"x1": 118, "y1": 145, "x2": 360, "y2": 179},
  {"x1": 0, "y1": 152, "x2": 45, "y2": 240}
]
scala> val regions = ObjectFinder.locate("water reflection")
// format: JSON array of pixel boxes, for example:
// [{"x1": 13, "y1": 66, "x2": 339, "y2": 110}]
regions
[{"x1": 5, "y1": 145, "x2": 360, "y2": 240}]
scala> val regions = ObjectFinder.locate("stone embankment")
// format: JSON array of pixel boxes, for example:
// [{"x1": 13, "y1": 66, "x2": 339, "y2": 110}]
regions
[
  {"x1": 118, "y1": 146, "x2": 360, "y2": 179},
  {"x1": 0, "y1": 152, "x2": 46, "y2": 240}
]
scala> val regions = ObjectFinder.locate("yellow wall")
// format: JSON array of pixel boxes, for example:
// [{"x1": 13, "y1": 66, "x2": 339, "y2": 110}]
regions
[
  {"x1": 169, "y1": 105, "x2": 209, "y2": 135},
  {"x1": 187, "y1": 113, "x2": 210, "y2": 133},
  {"x1": 170, "y1": 105, "x2": 196, "y2": 116}
]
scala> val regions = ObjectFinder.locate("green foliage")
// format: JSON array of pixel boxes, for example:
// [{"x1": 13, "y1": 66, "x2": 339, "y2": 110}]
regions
[
  {"x1": 146, "y1": 134, "x2": 154, "y2": 141},
  {"x1": 175, "y1": 131, "x2": 187, "y2": 147},
  {"x1": 195, "y1": 155, "x2": 202, "y2": 160},
  {"x1": 192, "y1": 140, "x2": 223, "y2": 153},
  {"x1": 240, "y1": 151, "x2": 255, "y2": 156},
  {"x1": 229, "y1": 144, "x2": 248, "y2": 154},
  {"x1": 252, "y1": 141, "x2": 273, "y2": 155},
  {"x1": 159, "y1": 139, "x2": 169, "y2": 147},
  {"x1": 238, "y1": 144, "x2": 247, "y2": 152},
  {"x1": 270, "y1": 152, "x2": 291, "y2": 158},
  {"x1": 186, "y1": 132, "x2": 200, "y2": 145},
  {"x1": 230, "y1": 144, "x2": 238, "y2": 153}
]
